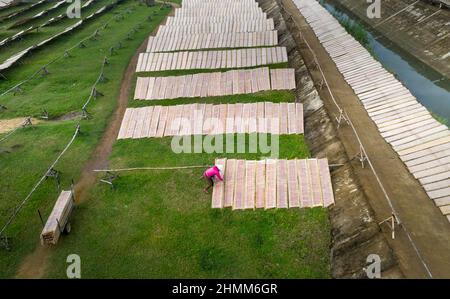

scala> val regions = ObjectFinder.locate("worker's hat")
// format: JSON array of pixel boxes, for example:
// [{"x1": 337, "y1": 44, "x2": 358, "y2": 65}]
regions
[{"x1": 216, "y1": 164, "x2": 224, "y2": 173}]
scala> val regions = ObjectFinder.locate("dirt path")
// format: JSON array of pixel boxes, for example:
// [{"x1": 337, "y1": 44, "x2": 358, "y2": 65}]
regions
[
  {"x1": 71, "y1": 38, "x2": 148, "y2": 205},
  {"x1": 0, "y1": 117, "x2": 40, "y2": 134},
  {"x1": 280, "y1": 0, "x2": 450, "y2": 278},
  {"x1": 15, "y1": 37, "x2": 149, "y2": 280},
  {"x1": 15, "y1": 4, "x2": 177, "y2": 279}
]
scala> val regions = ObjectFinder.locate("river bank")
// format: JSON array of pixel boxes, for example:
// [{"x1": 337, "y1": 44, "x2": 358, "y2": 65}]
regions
[{"x1": 322, "y1": 0, "x2": 450, "y2": 123}]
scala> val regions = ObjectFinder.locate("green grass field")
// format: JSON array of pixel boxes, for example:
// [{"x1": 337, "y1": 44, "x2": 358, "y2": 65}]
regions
[
  {"x1": 0, "y1": 0, "x2": 331, "y2": 279},
  {"x1": 135, "y1": 62, "x2": 289, "y2": 78},
  {"x1": 1, "y1": 1, "x2": 65, "y2": 29},
  {"x1": 0, "y1": 0, "x2": 115, "y2": 63},
  {"x1": 43, "y1": 134, "x2": 330, "y2": 278},
  {"x1": 129, "y1": 90, "x2": 296, "y2": 108},
  {"x1": 40, "y1": 86, "x2": 331, "y2": 278},
  {"x1": 0, "y1": 2, "x2": 48, "y2": 23},
  {"x1": 0, "y1": 0, "x2": 171, "y2": 278}
]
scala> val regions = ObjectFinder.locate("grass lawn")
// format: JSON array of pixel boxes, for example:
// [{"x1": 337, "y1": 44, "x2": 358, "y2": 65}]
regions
[
  {"x1": 0, "y1": 2, "x2": 48, "y2": 23},
  {"x1": 0, "y1": 0, "x2": 114, "y2": 63},
  {"x1": 1, "y1": 0, "x2": 331, "y2": 279},
  {"x1": 0, "y1": 0, "x2": 171, "y2": 278},
  {"x1": 135, "y1": 62, "x2": 289, "y2": 77},
  {"x1": 42, "y1": 90, "x2": 331, "y2": 278},
  {"x1": 43, "y1": 134, "x2": 331, "y2": 278},
  {"x1": 1, "y1": 1, "x2": 65, "y2": 28},
  {"x1": 129, "y1": 90, "x2": 296, "y2": 108}
]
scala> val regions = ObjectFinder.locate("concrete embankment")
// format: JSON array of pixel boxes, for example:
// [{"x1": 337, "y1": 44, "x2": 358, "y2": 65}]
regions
[
  {"x1": 327, "y1": 0, "x2": 450, "y2": 81},
  {"x1": 258, "y1": 0, "x2": 403, "y2": 278}
]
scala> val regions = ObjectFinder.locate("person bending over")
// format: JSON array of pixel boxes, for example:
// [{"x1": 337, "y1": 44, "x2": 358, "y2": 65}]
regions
[{"x1": 202, "y1": 165, "x2": 223, "y2": 193}]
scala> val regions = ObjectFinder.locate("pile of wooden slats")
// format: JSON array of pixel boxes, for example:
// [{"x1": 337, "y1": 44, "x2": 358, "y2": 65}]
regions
[
  {"x1": 270, "y1": 69, "x2": 296, "y2": 90},
  {"x1": 40, "y1": 190, "x2": 74, "y2": 246},
  {"x1": 134, "y1": 67, "x2": 296, "y2": 100},
  {"x1": 212, "y1": 158, "x2": 335, "y2": 209},
  {"x1": 174, "y1": 6, "x2": 262, "y2": 18},
  {"x1": 136, "y1": 47, "x2": 288, "y2": 72},
  {"x1": 146, "y1": 31, "x2": 278, "y2": 52},
  {"x1": 156, "y1": 19, "x2": 275, "y2": 37},
  {"x1": 9, "y1": 0, "x2": 66, "y2": 28},
  {"x1": 165, "y1": 15, "x2": 269, "y2": 26},
  {"x1": 0, "y1": 1, "x2": 116, "y2": 72},
  {"x1": 119, "y1": 0, "x2": 337, "y2": 213},
  {"x1": 0, "y1": 47, "x2": 31, "y2": 71},
  {"x1": 181, "y1": 0, "x2": 259, "y2": 8},
  {"x1": 294, "y1": 0, "x2": 450, "y2": 221},
  {"x1": 1, "y1": 0, "x2": 45, "y2": 16},
  {"x1": 0, "y1": 0, "x2": 14, "y2": 8},
  {"x1": 117, "y1": 102, "x2": 304, "y2": 139}
]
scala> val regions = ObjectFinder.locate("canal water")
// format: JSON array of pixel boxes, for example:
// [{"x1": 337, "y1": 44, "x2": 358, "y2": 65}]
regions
[{"x1": 319, "y1": 0, "x2": 450, "y2": 124}]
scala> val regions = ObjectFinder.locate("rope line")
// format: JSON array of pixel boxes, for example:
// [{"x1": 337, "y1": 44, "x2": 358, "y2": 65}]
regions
[
  {"x1": 374, "y1": 0, "x2": 421, "y2": 28},
  {"x1": 0, "y1": 3, "x2": 139, "y2": 145},
  {"x1": 0, "y1": 125, "x2": 80, "y2": 238},
  {"x1": 346, "y1": 116, "x2": 433, "y2": 278},
  {"x1": 0, "y1": 1, "x2": 137, "y2": 102},
  {"x1": 0, "y1": 3, "x2": 145, "y2": 241},
  {"x1": 0, "y1": 118, "x2": 29, "y2": 143},
  {"x1": 282, "y1": 0, "x2": 433, "y2": 278},
  {"x1": 374, "y1": 6, "x2": 442, "y2": 40},
  {"x1": 81, "y1": 57, "x2": 108, "y2": 111},
  {"x1": 0, "y1": 60, "x2": 105, "y2": 238},
  {"x1": 93, "y1": 165, "x2": 210, "y2": 172}
]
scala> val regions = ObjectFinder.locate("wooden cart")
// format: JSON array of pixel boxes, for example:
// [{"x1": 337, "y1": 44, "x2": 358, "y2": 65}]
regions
[{"x1": 40, "y1": 190, "x2": 75, "y2": 246}]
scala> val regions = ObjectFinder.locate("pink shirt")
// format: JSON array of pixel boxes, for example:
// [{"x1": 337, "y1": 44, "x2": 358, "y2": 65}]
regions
[{"x1": 204, "y1": 166, "x2": 223, "y2": 181}]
